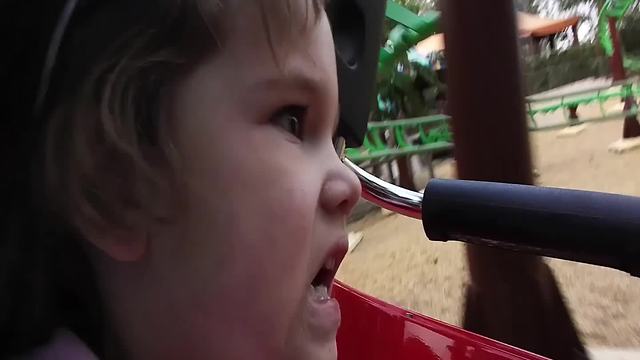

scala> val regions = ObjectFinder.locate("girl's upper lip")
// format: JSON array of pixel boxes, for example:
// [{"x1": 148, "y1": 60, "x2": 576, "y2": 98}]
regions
[
  {"x1": 328, "y1": 235, "x2": 349, "y2": 270},
  {"x1": 311, "y1": 235, "x2": 349, "y2": 287}
]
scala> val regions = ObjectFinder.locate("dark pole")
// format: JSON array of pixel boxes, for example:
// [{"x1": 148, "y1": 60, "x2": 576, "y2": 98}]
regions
[
  {"x1": 608, "y1": 17, "x2": 640, "y2": 138},
  {"x1": 442, "y1": 1, "x2": 589, "y2": 359},
  {"x1": 533, "y1": 36, "x2": 542, "y2": 55},
  {"x1": 609, "y1": 17, "x2": 626, "y2": 81},
  {"x1": 572, "y1": 24, "x2": 580, "y2": 47}
]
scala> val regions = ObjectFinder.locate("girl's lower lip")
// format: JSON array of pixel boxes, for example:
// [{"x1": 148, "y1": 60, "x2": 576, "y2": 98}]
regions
[{"x1": 306, "y1": 286, "x2": 341, "y2": 337}]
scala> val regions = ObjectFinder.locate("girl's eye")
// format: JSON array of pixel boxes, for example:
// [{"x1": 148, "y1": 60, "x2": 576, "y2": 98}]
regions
[{"x1": 271, "y1": 105, "x2": 307, "y2": 140}]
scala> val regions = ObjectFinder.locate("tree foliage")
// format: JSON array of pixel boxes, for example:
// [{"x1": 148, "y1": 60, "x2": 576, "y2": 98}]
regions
[
  {"x1": 556, "y1": 0, "x2": 597, "y2": 11},
  {"x1": 373, "y1": 54, "x2": 445, "y2": 121},
  {"x1": 392, "y1": 0, "x2": 440, "y2": 14},
  {"x1": 621, "y1": 10, "x2": 640, "y2": 54},
  {"x1": 374, "y1": 1, "x2": 446, "y2": 121},
  {"x1": 515, "y1": 0, "x2": 538, "y2": 12}
]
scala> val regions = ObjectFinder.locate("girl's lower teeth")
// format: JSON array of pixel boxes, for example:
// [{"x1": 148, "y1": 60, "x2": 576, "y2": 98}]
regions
[{"x1": 312, "y1": 284, "x2": 330, "y2": 301}]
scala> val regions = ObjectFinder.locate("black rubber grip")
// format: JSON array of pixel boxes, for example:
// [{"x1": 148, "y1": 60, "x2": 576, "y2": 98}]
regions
[{"x1": 422, "y1": 179, "x2": 640, "y2": 276}]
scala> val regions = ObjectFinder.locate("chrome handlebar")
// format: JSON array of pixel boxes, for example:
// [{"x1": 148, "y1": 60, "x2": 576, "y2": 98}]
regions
[{"x1": 343, "y1": 159, "x2": 423, "y2": 220}]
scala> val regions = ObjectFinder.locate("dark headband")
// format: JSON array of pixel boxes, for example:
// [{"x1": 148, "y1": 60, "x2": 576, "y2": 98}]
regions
[{"x1": 33, "y1": 0, "x2": 82, "y2": 118}]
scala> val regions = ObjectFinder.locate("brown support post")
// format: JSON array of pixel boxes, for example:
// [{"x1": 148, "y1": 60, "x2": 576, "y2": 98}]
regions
[
  {"x1": 622, "y1": 96, "x2": 640, "y2": 138},
  {"x1": 396, "y1": 156, "x2": 415, "y2": 190},
  {"x1": 569, "y1": 106, "x2": 580, "y2": 124},
  {"x1": 608, "y1": 17, "x2": 640, "y2": 138},
  {"x1": 532, "y1": 36, "x2": 542, "y2": 56},
  {"x1": 609, "y1": 17, "x2": 626, "y2": 81},
  {"x1": 442, "y1": 1, "x2": 589, "y2": 359},
  {"x1": 572, "y1": 24, "x2": 580, "y2": 47}
]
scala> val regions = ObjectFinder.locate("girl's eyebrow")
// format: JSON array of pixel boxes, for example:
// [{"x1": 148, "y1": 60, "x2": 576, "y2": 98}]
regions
[{"x1": 250, "y1": 72, "x2": 321, "y2": 96}]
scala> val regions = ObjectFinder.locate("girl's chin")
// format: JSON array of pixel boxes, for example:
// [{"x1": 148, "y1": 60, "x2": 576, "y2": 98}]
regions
[
  {"x1": 305, "y1": 284, "x2": 341, "y2": 340},
  {"x1": 283, "y1": 285, "x2": 340, "y2": 360},
  {"x1": 286, "y1": 333, "x2": 338, "y2": 360}
]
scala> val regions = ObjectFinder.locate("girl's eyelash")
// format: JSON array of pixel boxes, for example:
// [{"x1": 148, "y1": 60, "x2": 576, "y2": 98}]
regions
[{"x1": 271, "y1": 105, "x2": 308, "y2": 140}]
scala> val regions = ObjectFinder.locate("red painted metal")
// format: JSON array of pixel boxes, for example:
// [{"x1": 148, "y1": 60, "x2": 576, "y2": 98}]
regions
[{"x1": 333, "y1": 280, "x2": 549, "y2": 360}]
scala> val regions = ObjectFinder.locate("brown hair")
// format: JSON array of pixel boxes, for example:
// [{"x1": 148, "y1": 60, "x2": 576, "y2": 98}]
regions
[
  {"x1": 2, "y1": 0, "x2": 326, "y2": 357},
  {"x1": 46, "y1": 0, "x2": 326, "y2": 234},
  {"x1": 45, "y1": 0, "x2": 221, "y2": 235}
]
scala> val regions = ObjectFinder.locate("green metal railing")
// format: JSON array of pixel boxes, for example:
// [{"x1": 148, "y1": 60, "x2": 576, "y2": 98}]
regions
[
  {"x1": 348, "y1": 80, "x2": 640, "y2": 164},
  {"x1": 357, "y1": 1, "x2": 640, "y2": 166},
  {"x1": 346, "y1": 115, "x2": 453, "y2": 165},
  {"x1": 526, "y1": 79, "x2": 640, "y2": 130}
]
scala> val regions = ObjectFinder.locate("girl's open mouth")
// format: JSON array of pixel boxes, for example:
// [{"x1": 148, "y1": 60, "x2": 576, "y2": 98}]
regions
[{"x1": 305, "y1": 241, "x2": 348, "y2": 336}]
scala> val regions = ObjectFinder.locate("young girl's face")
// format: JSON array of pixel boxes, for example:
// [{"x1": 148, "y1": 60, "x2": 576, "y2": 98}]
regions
[{"x1": 94, "y1": 1, "x2": 360, "y2": 359}]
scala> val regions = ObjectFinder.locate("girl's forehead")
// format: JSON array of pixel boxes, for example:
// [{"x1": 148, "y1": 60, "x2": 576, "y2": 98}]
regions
[
  {"x1": 216, "y1": 0, "x2": 329, "y2": 69},
  {"x1": 176, "y1": 0, "x2": 335, "y2": 102},
  {"x1": 220, "y1": 0, "x2": 326, "y2": 41}
]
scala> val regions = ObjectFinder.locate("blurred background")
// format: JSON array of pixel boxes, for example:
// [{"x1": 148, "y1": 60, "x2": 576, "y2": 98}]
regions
[{"x1": 338, "y1": 0, "x2": 640, "y2": 356}]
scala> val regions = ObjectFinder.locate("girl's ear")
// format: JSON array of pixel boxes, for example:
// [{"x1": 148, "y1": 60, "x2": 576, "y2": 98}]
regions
[
  {"x1": 76, "y1": 155, "x2": 175, "y2": 263},
  {"x1": 73, "y1": 149, "x2": 175, "y2": 263},
  {"x1": 80, "y1": 219, "x2": 149, "y2": 262}
]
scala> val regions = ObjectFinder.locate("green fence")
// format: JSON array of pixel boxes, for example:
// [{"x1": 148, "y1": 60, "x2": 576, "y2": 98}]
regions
[
  {"x1": 346, "y1": 115, "x2": 453, "y2": 165},
  {"x1": 526, "y1": 79, "x2": 640, "y2": 130}
]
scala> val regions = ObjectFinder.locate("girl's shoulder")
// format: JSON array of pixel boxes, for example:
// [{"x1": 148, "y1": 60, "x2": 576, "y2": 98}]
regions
[{"x1": 14, "y1": 329, "x2": 97, "y2": 360}]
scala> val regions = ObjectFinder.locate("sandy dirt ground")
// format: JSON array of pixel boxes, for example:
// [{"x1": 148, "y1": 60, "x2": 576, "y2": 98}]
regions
[{"x1": 338, "y1": 118, "x2": 640, "y2": 347}]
